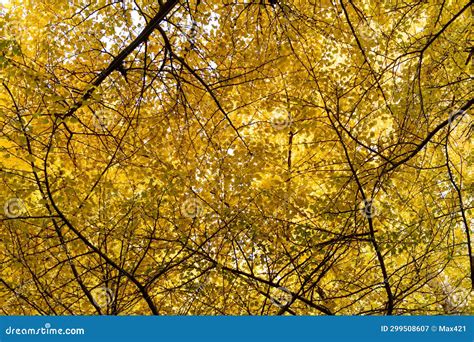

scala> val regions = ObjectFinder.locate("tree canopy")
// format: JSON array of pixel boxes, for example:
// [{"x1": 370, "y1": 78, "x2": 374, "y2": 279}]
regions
[{"x1": 0, "y1": 0, "x2": 472, "y2": 315}]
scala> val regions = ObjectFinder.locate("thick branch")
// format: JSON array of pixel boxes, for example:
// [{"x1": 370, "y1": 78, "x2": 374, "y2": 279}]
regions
[{"x1": 61, "y1": 0, "x2": 180, "y2": 119}]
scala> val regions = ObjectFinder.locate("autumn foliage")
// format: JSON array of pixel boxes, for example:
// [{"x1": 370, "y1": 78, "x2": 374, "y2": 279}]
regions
[{"x1": 0, "y1": 0, "x2": 472, "y2": 315}]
